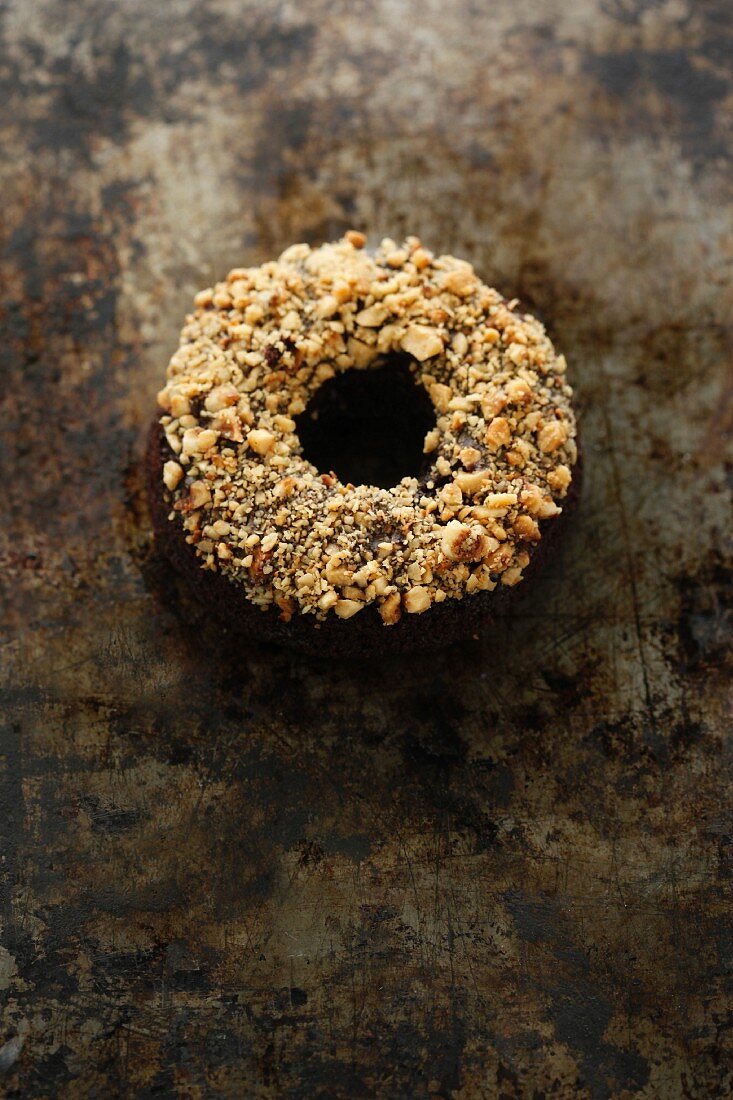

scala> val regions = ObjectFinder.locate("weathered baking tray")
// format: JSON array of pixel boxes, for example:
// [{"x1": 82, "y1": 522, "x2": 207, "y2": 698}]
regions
[{"x1": 1, "y1": 2, "x2": 731, "y2": 1095}]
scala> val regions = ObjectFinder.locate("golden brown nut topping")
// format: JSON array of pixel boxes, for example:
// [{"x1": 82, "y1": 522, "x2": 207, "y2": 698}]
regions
[{"x1": 157, "y1": 234, "x2": 577, "y2": 622}]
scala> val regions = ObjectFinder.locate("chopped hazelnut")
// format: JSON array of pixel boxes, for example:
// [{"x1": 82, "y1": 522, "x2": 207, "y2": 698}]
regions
[
  {"x1": 274, "y1": 476, "x2": 297, "y2": 499},
  {"x1": 441, "y1": 266, "x2": 477, "y2": 297},
  {"x1": 315, "y1": 295, "x2": 339, "y2": 319},
  {"x1": 519, "y1": 484, "x2": 544, "y2": 515},
  {"x1": 164, "y1": 427, "x2": 182, "y2": 454},
  {"x1": 355, "y1": 304, "x2": 389, "y2": 327},
  {"x1": 537, "y1": 419, "x2": 568, "y2": 453},
  {"x1": 345, "y1": 230, "x2": 366, "y2": 248},
  {"x1": 332, "y1": 280, "x2": 352, "y2": 305},
  {"x1": 505, "y1": 342, "x2": 526, "y2": 366},
  {"x1": 423, "y1": 428, "x2": 441, "y2": 453},
  {"x1": 205, "y1": 384, "x2": 240, "y2": 413},
  {"x1": 170, "y1": 391, "x2": 190, "y2": 418},
  {"x1": 379, "y1": 592, "x2": 402, "y2": 625},
  {"x1": 404, "y1": 586, "x2": 431, "y2": 614},
  {"x1": 439, "y1": 482, "x2": 463, "y2": 508},
  {"x1": 194, "y1": 288, "x2": 213, "y2": 308},
  {"x1": 278, "y1": 244, "x2": 309, "y2": 264},
  {"x1": 428, "y1": 382, "x2": 453, "y2": 412},
  {"x1": 188, "y1": 480, "x2": 211, "y2": 508},
  {"x1": 471, "y1": 564, "x2": 496, "y2": 592},
  {"x1": 181, "y1": 427, "x2": 219, "y2": 456},
  {"x1": 335, "y1": 598, "x2": 364, "y2": 619},
  {"x1": 440, "y1": 520, "x2": 490, "y2": 562},
  {"x1": 401, "y1": 324, "x2": 444, "y2": 362},
  {"x1": 547, "y1": 464, "x2": 572, "y2": 493},
  {"x1": 348, "y1": 337, "x2": 379, "y2": 368},
  {"x1": 212, "y1": 409, "x2": 243, "y2": 442},
  {"x1": 481, "y1": 492, "x2": 518, "y2": 517},
  {"x1": 163, "y1": 460, "x2": 184, "y2": 491},
  {"x1": 454, "y1": 470, "x2": 489, "y2": 495},
  {"x1": 481, "y1": 391, "x2": 506, "y2": 419},
  {"x1": 459, "y1": 446, "x2": 481, "y2": 469},
  {"x1": 505, "y1": 377, "x2": 533, "y2": 404},
  {"x1": 247, "y1": 429, "x2": 276, "y2": 455},
  {"x1": 513, "y1": 514, "x2": 541, "y2": 542},
  {"x1": 486, "y1": 416, "x2": 511, "y2": 450},
  {"x1": 316, "y1": 363, "x2": 335, "y2": 383},
  {"x1": 325, "y1": 554, "x2": 351, "y2": 586},
  {"x1": 281, "y1": 310, "x2": 301, "y2": 331},
  {"x1": 448, "y1": 395, "x2": 475, "y2": 412},
  {"x1": 452, "y1": 332, "x2": 469, "y2": 357},
  {"x1": 485, "y1": 544, "x2": 514, "y2": 572}
]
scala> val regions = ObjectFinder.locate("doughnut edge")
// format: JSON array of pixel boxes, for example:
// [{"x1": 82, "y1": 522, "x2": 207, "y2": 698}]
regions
[{"x1": 145, "y1": 419, "x2": 582, "y2": 657}]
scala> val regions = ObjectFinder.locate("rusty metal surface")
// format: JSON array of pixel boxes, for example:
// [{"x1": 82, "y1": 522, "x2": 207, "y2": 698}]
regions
[{"x1": 1, "y1": 0, "x2": 732, "y2": 1096}]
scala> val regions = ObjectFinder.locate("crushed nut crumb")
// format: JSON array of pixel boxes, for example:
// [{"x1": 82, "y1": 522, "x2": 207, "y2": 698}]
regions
[{"x1": 157, "y1": 233, "x2": 577, "y2": 624}]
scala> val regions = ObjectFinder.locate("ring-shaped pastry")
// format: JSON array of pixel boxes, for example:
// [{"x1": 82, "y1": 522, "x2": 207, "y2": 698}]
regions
[{"x1": 151, "y1": 232, "x2": 578, "y2": 644}]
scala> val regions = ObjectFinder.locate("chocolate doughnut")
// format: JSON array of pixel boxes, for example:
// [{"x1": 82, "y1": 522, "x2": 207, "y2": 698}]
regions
[{"x1": 148, "y1": 233, "x2": 579, "y2": 653}]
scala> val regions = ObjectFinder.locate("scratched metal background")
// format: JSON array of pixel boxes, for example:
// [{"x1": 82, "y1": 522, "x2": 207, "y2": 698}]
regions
[{"x1": 1, "y1": 1, "x2": 732, "y2": 1097}]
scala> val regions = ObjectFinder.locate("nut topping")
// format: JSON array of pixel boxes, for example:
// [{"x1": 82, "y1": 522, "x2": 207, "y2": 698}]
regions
[
  {"x1": 334, "y1": 598, "x2": 364, "y2": 619},
  {"x1": 441, "y1": 266, "x2": 478, "y2": 297},
  {"x1": 401, "y1": 324, "x2": 444, "y2": 361},
  {"x1": 537, "y1": 419, "x2": 569, "y2": 453},
  {"x1": 379, "y1": 592, "x2": 402, "y2": 625},
  {"x1": 247, "y1": 429, "x2": 276, "y2": 456},
  {"x1": 158, "y1": 233, "x2": 576, "y2": 623},
  {"x1": 163, "y1": 461, "x2": 184, "y2": 491},
  {"x1": 404, "y1": 586, "x2": 431, "y2": 614},
  {"x1": 485, "y1": 416, "x2": 511, "y2": 450},
  {"x1": 441, "y1": 520, "x2": 491, "y2": 563}
]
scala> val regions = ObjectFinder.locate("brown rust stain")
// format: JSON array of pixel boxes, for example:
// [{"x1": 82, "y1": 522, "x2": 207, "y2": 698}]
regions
[{"x1": 1, "y1": 0, "x2": 732, "y2": 1096}]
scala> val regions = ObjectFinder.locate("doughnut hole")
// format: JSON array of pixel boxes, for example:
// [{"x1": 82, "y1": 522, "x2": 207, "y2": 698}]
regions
[{"x1": 296, "y1": 356, "x2": 437, "y2": 489}]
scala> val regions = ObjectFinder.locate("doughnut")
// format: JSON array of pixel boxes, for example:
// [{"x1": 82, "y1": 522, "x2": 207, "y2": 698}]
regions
[{"x1": 148, "y1": 232, "x2": 579, "y2": 653}]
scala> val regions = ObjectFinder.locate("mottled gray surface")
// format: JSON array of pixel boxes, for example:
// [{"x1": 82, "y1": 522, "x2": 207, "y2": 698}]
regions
[{"x1": 1, "y1": 0, "x2": 731, "y2": 1096}]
